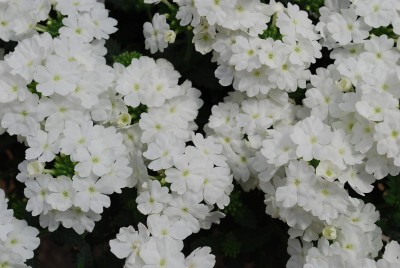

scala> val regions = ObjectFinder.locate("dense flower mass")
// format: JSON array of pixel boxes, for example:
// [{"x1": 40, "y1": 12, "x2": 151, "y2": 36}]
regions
[
  {"x1": 142, "y1": 0, "x2": 400, "y2": 267},
  {"x1": 0, "y1": 188, "x2": 40, "y2": 267},
  {"x1": 0, "y1": 0, "x2": 400, "y2": 267}
]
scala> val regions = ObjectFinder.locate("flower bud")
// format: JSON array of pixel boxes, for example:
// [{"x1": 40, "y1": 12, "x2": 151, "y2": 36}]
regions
[
  {"x1": 397, "y1": 37, "x2": 400, "y2": 51},
  {"x1": 273, "y1": 2, "x2": 284, "y2": 13},
  {"x1": 27, "y1": 161, "x2": 45, "y2": 176},
  {"x1": 117, "y1": 113, "x2": 132, "y2": 128},
  {"x1": 322, "y1": 225, "x2": 337, "y2": 240},
  {"x1": 335, "y1": 77, "x2": 352, "y2": 92},
  {"x1": 164, "y1": 30, "x2": 176, "y2": 44}
]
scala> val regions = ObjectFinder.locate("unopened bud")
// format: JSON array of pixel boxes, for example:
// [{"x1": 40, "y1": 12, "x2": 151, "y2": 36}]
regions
[
  {"x1": 273, "y1": 2, "x2": 284, "y2": 13},
  {"x1": 27, "y1": 161, "x2": 44, "y2": 176},
  {"x1": 322, "y1": 225, "x2": 337, "y2": 240},
  {"x1": 335, "y1": 78, "x2": 352, "y2": 92},
  {"x1": 397, "y1": 37, "x2": 400, "y2": 51},
  {"x1": 117, "y1": 113, "x2": 132, "y2": 128},
  {"x1": 164, "y1": 30, "x2": 176, "y2": 44}
]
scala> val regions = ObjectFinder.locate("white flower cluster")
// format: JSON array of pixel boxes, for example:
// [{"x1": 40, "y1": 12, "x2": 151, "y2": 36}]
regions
[
  {"x1": 0, "y1": 188, "x2": 40, "y2": 267},
  {"x1": 0, "y1": 0, "x2": 233, "y2": 265},
  {"x1": 110, "y1": 224, "x2": 216, "y2": 268},
  {"x1": 109, "y1": 56, "x2": 233, "y2": 267},
  {"x1": 0, "y1": 0, "x2": 127, "y2": 235},
  {"x1": 144, "y1": 0, "x2": 400, "y2": 267},
  {"x1": 0, "y1": 0, "x2": 117, "y2": 43},
  {"x1": 144, "y1": 0, "x2": 323, "y2": 95},
  {"x1": 0, "y1": 0, "x2": 50, "y2": 41}
]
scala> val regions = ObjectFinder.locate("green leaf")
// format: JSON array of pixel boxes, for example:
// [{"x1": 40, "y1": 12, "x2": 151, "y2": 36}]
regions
[
  {"x1": 76, "y1": 243, "x2": 94, "y2": 268},
  {"x1": 113, "y1": 51, "x2": 142, "y2": 67},
  {"x1": 221, "y1": 232, "x2": 241, "y2": 258}
]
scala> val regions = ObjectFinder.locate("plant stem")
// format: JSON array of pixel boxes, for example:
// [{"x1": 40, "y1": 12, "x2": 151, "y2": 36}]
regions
[
  {"x1": 34, "y1": 24, "x2": 48, "y2": 32},
  {"x1": 161, "y1": 0, "x2": 174, "y2": 10}
]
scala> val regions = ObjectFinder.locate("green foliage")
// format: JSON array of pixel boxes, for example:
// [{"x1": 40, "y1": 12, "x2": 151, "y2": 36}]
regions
[
  {"x1": 223, "y1": 188, "x2": 243, "y2": 217},
  {"x1": 76, "y1": 243, "x2": 94, "y2": 268},
  {"x1": 377, "y1": 176, "x2": 400, "y2": 242},
  {"x1": 108, "y1": 0, "x2": 149, "y2": 12},
  {"x1": 259, "y1": 13, "x2": 283, "y2": 40},
  {"x1": 370, "y1": 27, "x2": 398, "y2": 39},
  {"x1": 128, "y1": 104, "x2": 148, "y2": 124},
  {"x1": 27, "y1": 81, "x2": 41, "y2": 97},
  {"x1": 9, "y1": 197, "x2": 28, "y2": 220},
  {"x1": 188, "y1": 186, "x2": 289, "y2": 266},
  {"x1": 309, "y1": 159, "x2": 320, "y2": 169},
  {"x1": 46, "y1": 11, "x2": 65, "y2": 38},
  {"x1": 291, "y1": 0, "x2": 325, "y2": 18},
  {"x1": 259, "y1": 26, "x2": 283, "y2": 40},
  {"x1": 385, "y1": 176, "x2": 400, "y2": 207},
  {"x1": 288, "y1": 87, "x2": 307, "y2": 105},
  {"x1": 113, "y1": 51, "x2": 142, "y2": 67},
  {"x1": 50, "y1": 154, "x2": 77, "y2": 178},
  {"x1": 221, "y1": 232, "x2": 241, "y2": 258}
]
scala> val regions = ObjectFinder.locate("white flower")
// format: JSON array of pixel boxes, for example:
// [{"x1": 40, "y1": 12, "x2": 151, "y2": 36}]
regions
[
  {"x1": 59, "y1": 14, "x2": 95, "y2": 42},
  {"x1": 276, "y1": 3, "x2": 317, "y2": 40},
  {"x1": 147, "y1": 214, "x2": 191, "y2": 240},
  {"x1": 5, "y1": 33, "x2": 52, "y2": 82},
  {"x1": 73, "y1": 139, "x2": 113, "y2": 177},
  {"x1": 143, "y1": 13, "x2": 170, "y2": 54},
  {"x1": 261, "y1": 127, "x2": 297, "y2": 167},
  {"x1": 0, "y1": 73, "x2": 28, "y2": 103},
  {"x1": 0, "y1": 189, "x2": 13, "y2": 241},
  {"x1": 56, "y1": 207, "x2": 101, "y2": 234},
  {"x1": 374, "y1": 111, "x2": 400, "y2": 159},
  {"x1": 136, "y1": 180, "x2": 170, "y2": 215},
  {"x1": 354, "y1": 0, "x2": 395, "y2": 28},
  {"x1": 87, "y1": 4, "x2": 118, "y2": 40},
  {"x1": 109, "y1": 224, "x2": 149, "y2": 266},
  {"x1": 47, "y1": 176, "x2": 76, "y2": 211},
  {"x1": 291, "y1": 116, "x2": 333, "y2": 161},
  {"x1": 73, "y1": 175, "x2": 111, "y2": 213},
  {"x1": 140, "y1": 237, "x2": 185, "y2": 268},
  {"x1": 1, "y1": 93, "x2": 42, "y2": 137},
  {"x1": 165, "y1": 154, "x2": 206, "y2": 194},
  {"x1": 34, "y1": 55, "x2": 80, "y2": 96},
  {"x1": 194, "y1": 0, "x2": 237, "y2": 26},
  {"x1": 338, "y1": 165, "x2": 375, "y2": 195},
  {"x1": 327, "y1": 129, "x2": 364, "y2": 170},
  {"x1": 185, "y1": 247, "x2": 216, "y2": 268},
  {"x1": 176, "y1": 0, "x2": 201, "y2": 27},
  {"x1": 24, "y1": 175, "x2": 53, "y2": 216},
  {"x1": 382, "y1": 241, "x2": 400, "y2": 264},
  {"x1": 25, "y1": 130, "x2": 60, "y2": 163},
  {"x1": 229, "y1": 36, "x2": 262, "y2": 72},
  {"x1": 143, "y1": 133, "x2": 186, "y2": 171},
  {"x1": 287, "y1": 238, "x2": 312, "y2": 268},
  {"x1": 3, "y1": 218, "x2": 40, "y2": 261},
  {"x1": 326, "y1": 7, "x2": 371, "y2": 45},
  {"x1": 356, "y1": 91, "x2": 398, "y2": 122},
  {"x1": 164, "y1": 193, "x2": 209, "y2": 233},
  {"x1": 276, "y1": 160, "x2": 317, "y2": 208}
]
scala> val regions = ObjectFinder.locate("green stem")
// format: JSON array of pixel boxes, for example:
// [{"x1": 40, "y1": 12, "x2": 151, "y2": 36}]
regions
[
  {"x1": 161, "y1": 0, "x2": 174, "y2": 10},
  {"x1": 43, "y1": 168, "x2": 55, "y2": 175},
  {"x1": 271, "y1": 12, "x2": 278, "y2": 29},
  {"x1": 34, "y1": 24, "x2": 48, "y2": 33}
]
